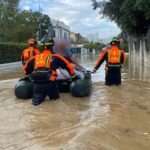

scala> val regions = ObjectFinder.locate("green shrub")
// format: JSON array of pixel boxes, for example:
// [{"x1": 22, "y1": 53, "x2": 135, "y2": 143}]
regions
[{"x1": 0, "y1": 43, "x2": 27, "y2": 64}]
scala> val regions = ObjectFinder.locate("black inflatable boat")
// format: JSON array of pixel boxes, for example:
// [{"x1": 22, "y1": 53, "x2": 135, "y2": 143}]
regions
[{"x1": 15, "y1": 70, "x2": 92, "y2": 99}]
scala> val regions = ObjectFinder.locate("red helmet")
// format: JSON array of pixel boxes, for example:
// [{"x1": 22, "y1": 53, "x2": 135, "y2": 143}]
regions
[{"x1": 28, "y1": 39, "x2": 37, "y2": 45}]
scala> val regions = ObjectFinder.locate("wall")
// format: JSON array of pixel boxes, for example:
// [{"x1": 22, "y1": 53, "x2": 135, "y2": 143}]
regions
[
  {"x1": 0, "y1": 43, "x2": 27, "y2": 64},
  {"x1": 128, "y1": 28, "x2": 150, "y2": 65}
]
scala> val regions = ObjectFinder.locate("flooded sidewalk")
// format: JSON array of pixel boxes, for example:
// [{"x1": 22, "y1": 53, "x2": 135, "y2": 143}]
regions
[{"x1": 0, "y1": 55, "x2": 150, "y2": 150}]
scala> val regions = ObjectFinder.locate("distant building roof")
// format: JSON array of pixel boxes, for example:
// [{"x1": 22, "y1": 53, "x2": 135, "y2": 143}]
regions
[{"x1": 51, "y1": 20, "x2": 70, "y2": 32}]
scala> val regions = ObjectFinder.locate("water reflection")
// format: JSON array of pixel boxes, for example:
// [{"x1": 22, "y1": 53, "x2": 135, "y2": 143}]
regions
[
  {"x1": 0, "y1": 53, "x2": 149, "y2": 82},
  {"x1": 78, "y1": 53, "x2": 150, "y2": 83},
  {"x1": 78, "y1": 54, "x2": 106, "y2": 82},
  {"x1": 128, "y1": 54, "x2": 150, "y2": 82},
  {"x1": 78, "y1": 54, "x2": 127, "y2": 83},
  {"x1": 0, "y1": 54, "x2": 150, "y2": 149}
]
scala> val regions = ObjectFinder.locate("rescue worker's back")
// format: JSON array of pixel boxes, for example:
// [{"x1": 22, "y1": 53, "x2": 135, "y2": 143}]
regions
[
  {"x1": 25, "y1": 50, "x2": 75, "y2": 82},
  {"x1": 93, "y1": 38, "x2": 126, "y2": 86},
  {"x1": 21, "y1": 39, "x2": 40, "y2": 65}
]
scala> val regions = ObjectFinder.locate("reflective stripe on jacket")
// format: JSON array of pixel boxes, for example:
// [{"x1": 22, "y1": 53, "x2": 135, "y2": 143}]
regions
[
  {"x1": 34, "y1": 50, "x2": 56, "y2": 81},
  {"x1": 34, "y1": 51, "x2": 52, "y2": 70}
]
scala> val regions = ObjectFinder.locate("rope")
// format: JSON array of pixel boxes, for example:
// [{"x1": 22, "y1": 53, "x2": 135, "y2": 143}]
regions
[{"x1": 59, "y1": 69, "x2": 70, "y2": 80}]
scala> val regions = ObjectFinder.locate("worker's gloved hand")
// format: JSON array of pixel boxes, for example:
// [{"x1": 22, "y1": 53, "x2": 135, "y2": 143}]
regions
[
  {"x1": 105, "y1": 66, "x2": 108, "y2": 72},
  {"x1": 93, "y1": 68, "x2": 97, "y2": 74},
  {"x1": 22, "y1": 61, "x2": 25, "y2": 66},
  {"x1": 68, "y1": 76, "x2": 76, "y2": 82},
  {"x1": 72, "y1": 75, "x2": 77, "y2": 81}
]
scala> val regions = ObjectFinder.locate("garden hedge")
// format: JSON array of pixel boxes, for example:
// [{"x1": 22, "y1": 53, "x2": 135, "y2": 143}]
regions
[{"x1": 0, "y1": 43, "x2": 27, "y2": 64}]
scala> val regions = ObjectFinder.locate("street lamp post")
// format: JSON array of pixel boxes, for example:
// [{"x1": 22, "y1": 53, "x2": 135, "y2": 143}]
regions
[{"x1": 38, "y1": 0, "x2": 42, "y2": 40}]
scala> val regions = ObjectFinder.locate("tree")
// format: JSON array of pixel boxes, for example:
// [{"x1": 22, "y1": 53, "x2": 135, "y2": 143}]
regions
[
  {"x1": 118, "y1": 32, "x2": 128, "y2": 52},
  {"x1": 0, "y1": 0, "x2": 19, "y2": 27},
  {"x1": 38, "y1": 14, "x2": 53, "y2": 40},
  {"x1": 0, "y1": 1, "x2": 52, "y2": 42},
  {"x1": 0, "y1": 0, "x2": 20, "y2": 41},
  {"x1": 92, "y1": 0, "x2": 150, "y2": 35},
  {"x1": 84, "y1": 41, "x2": 105, "y2": 51}
]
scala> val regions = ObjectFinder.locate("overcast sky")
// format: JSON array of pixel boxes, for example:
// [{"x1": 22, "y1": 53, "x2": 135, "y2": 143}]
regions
[{"x1": 20, "y1": 0, "x2": 121, "y2": 39}]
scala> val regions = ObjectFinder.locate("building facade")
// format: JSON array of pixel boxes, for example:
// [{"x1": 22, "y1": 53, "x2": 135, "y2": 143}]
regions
[
  {"x1": 51, "y1": 20, "x2": 70, "y2": 40},
  {"x1": 87, "y1": 33, "x2": 99, "y2": 43},
  {"x1": 70, "y1": 32, "x2": 88, "y2": 44}
]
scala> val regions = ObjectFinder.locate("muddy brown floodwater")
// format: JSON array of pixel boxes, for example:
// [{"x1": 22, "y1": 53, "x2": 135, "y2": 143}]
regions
[{"x1": 0, "y1": 54, "x2": 150, "y2": 150}]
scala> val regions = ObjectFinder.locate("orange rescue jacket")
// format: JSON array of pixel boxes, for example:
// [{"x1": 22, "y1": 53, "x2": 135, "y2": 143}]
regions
[
  {"x1": 21, "y1": 46, "x2": 40, "y2": 65},
  {"x1": 24, "y1": 50, "x2": 75, "y2": 81},
  {"x1": 94, "y1": 46, "x2": 126, "y2": 70}
]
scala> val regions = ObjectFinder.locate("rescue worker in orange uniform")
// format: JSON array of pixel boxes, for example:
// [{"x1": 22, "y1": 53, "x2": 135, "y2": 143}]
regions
[
  {"x1": 93, "y1": 38, "x2": 126, "y2": 86},
  {"x1": 21, "y1": 39, "x2": 40, "y2": 65},
  {"x1": 24, "y1": 38, "x2": 75, "y2": 106}
]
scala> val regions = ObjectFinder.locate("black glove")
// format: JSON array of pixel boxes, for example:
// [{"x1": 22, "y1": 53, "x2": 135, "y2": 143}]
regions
[
  {"x1": 68, "y1": 75, "x2": 76, "y2": 82},
  {"x1": 93, "y1": 68, "x2": 97, "y2": 74},
  {"x1": 72, "y1": 75, "x2": 78, "y2": 81}
]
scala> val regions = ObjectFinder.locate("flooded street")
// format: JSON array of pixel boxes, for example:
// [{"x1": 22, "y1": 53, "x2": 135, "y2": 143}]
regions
[{"x1": 0, "y1": 54, "x2": 150, "y2": 150}]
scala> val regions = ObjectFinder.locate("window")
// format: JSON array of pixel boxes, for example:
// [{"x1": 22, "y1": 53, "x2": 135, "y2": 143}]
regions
[
  {"x1": 53, "y1": 30, "x2": 55, "y2": 38},
  {"x1": 60, "y1": 28, "x2": 62, "y2": 38},
  {"x1": 64, "y1": 32, "x2": 67, "y2": 39}
]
